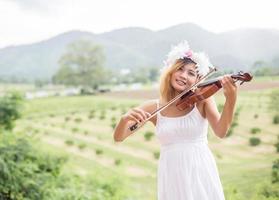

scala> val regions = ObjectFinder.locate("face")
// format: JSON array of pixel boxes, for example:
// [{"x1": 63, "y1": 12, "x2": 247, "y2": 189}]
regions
[{"x1": 170, "y1": 63, "x2": 198, "y2": 93}]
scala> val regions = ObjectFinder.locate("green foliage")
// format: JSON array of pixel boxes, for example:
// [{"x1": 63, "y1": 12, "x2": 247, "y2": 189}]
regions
[
  {"x1": 95, "y1": 149, "x2": 103, "y2": 155},
  {"x1": 271, "y1": 159, "x2": 279, "y2": 184},
  {"x1": 0, "y1": 92, "x2": 23, "y2": 132},
  {"x1": 153, "y1": 151, "x2": 160, "y2": 160},
  {"x1": 0, "y1": 135, "x2": 67, "y2": 200},
  {"x1": 64, "y1": 116, "x2": 71, "y2": 122},
  {"x1": 98, "y1": 110, "x2": 106, "y2": 120},
  {"x1": 273, "y1": 115, "x2": 279, "y2": 124},
  {"x1": 144, "y1": 131, "x2": 153, "y2": 141},
  {"x1": 110, "y1": 106, "x2": 117, "y2": 111},
  {"x1": 49, "y1": 114, "x2": 55, "y2": 118},
  {"x1": 269, "y1": 90, "x2": 279, "y2": 113},
  {"x1": 53, "y1": 40, "x2": 108, "y2": 89},
  {"x1": 110, "y1": 122, "x2": 116, "y2": 129},
  {"x1": 65, "y1": 139, "x2": 74, "y2": 146},
  {"x1": 71, "y1": 127, "x2": 79, "y2": 133},
  {"x1": 274, "y1": 135, "x2": 279, "y2": 153},
  {"x1": 224, "y1": 186, "x2": 244, "y2": 200},
  {"x1": 250, "y1": 127, "x2": 261, "y2": 134},
  {"x1": 78, "y1": 143, "x2": 86, "y2": 150},
  {"x1": 111, "y1": 116, "x2": 116, "y2": 122},
  {"x1": 249, "y1": 137, "x2": 261, "y2": 146},
  {"x1": 74, "y1": 117, "x2": 82, "y2": 123},
  {"x1": 114, "y1": 159, "x2": 122, "y2": 166},
  {"x1": 217, "y1": 103, "x2": 224, "y2": 112},
  {"x1": 243, "y1": 182, "x2": 279, "y2": 200},
  {"x1": 88, "y1": 114, "x2": 95, "y2": 119}
]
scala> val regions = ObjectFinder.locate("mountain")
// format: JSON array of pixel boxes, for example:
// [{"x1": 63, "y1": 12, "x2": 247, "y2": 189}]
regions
[{"x1": 0, "y1": 23, "x2": 279, "y2": 81}]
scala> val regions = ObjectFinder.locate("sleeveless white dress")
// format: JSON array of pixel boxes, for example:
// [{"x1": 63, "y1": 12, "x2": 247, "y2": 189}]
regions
[{"x1": 155, "y1": 101, "x2": 225, "y2": 200}]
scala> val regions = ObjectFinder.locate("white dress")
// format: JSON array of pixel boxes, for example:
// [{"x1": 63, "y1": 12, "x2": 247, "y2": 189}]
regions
[{"x1": 155, "y1": 101, "x2": 225, "y2": 200}]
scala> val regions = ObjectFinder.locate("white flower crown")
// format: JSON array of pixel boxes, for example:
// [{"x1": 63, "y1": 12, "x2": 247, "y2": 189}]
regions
[{"x1": 163, "y1": 40, "x2": 213, "y2": 77}]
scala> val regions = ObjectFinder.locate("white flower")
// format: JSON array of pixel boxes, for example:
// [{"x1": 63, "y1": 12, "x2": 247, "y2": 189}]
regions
[
  {"x1": 191, "y1": 52, "x2": 213, "y2": 76},
  {"x1": 163, "y1": 40, "x2": 213, "y2": 77}
]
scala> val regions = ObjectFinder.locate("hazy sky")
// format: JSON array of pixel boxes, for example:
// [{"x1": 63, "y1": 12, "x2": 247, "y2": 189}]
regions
[{"x1": 0, "y1": 0, "x2": 278, "y2": 48}]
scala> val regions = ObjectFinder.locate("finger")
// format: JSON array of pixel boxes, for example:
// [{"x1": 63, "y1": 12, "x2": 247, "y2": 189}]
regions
[
  {"x1": 131, "y1": 111, "x2": 145, "y2": 122},
  {"x1": 129, "y1": 115, "x2": 141, "y2": 124},
  {"x1": 124, "y1": 112, "x2": 141, "y2": 123},
  {"x1": 146, "y1": 112, "x2": 152, "y2": 118},
  {"x1": 134, "y1": 108, "x2": 149, "y2": 120}
]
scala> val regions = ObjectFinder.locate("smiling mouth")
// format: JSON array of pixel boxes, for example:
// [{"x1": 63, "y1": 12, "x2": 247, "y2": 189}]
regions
[{"x1": 176, "y1": 79, "x2": 186, "y2": 86}]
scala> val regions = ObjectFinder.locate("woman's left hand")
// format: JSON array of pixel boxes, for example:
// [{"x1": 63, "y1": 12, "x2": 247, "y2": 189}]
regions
[{"x1": 220, "y1": 75, "x2": 237, "y2": 101}]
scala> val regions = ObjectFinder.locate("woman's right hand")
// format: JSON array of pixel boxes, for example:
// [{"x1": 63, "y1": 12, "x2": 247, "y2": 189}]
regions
[{"x1": 122, "y1": 108, "x2": 151, "y2": 124}]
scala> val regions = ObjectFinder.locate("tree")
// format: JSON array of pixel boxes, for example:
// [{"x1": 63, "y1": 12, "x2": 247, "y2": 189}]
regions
[
  {"x1": 0, "y1": 92, "x2": 23, "y2": 132},
  {"x1": 53, "y1": 40, "x2": 107, "y2": 89}
]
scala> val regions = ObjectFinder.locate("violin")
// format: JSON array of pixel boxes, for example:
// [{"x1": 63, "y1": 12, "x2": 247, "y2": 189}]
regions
[
  {"x1": 176, "y1": 71, "x2": 253, "y2": 110},
  {"x1": 129, "y1": 68, "x2": 253, "y2": 131}
]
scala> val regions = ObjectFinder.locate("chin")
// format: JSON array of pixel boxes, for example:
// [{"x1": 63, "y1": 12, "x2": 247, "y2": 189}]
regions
[{"x1": 173, "y1": 85, "x2": 187, "y2": 92}]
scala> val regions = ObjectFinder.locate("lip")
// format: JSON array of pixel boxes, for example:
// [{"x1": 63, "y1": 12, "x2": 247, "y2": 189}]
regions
[{"x1": 176, "y1": 79, "x2": 186, "y2": 86}]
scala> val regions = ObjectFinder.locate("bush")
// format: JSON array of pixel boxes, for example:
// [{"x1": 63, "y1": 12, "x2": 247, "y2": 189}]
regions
[
  {"x1": 254, "y1": 114, "x2": 259, "y2": 119},
  {"x1": 144, "y1": 131, "x2": 153, "y2": 141},
  {"x1": 273, "y1": 115, "x2": 279, "y2": 124},
  {"x1": 0, "y1": 92, "x2": 23, "y2": 131},
  {"x1": 88, "y1": 114, "x2": 95, "y2": 119},
  {"x1": 111, "y1": 116, "x2": 116, "y2": 122},
  {"x1": 153, "y1": 151, "x2": 160, "y2": 159},
  {"x1": 275, "y1": 143, "x2": 279, "y2": 153},
  {"x1": 275, "y1": 136, "x2": 279, "y2": 153},
  {"x1": 71, "y1": 127, "x2": 79, "y2": 133},
  {"x1": 271, "y1": 159, "x2": 279, "y2": 184},
  {"x1": 74, "y1": 117, "x2": 82, "y2": 123},
  {"x1": 0, "y1": 136, "x2": 67, "y2": 200},
  {"x1": 226, "y1": 129, "x2": 233, "y2": 137},
  {"x1": 0, "y1": 136, "x2": 128, "y2": 200},
  {"x1": 78, "y1": 143, "x2": 86, "y2": 150},
  {"x1": 114, "y1": 159, "x2": 121, "y2": 166},
  {"x1": 65, "y1": 139, "x2": 74, "y2": 146},
  {"x1": 250, "y1": 127, "x2": 261, "y2": 134},
  {"x1": 111, "y1": 122, "x2": 116, "y2": 129},
  {"x1": 65, "y1": 116, "x2": 71, "y2": 122},
  {"x1": 96, "y1": 149, "x2": 103, "y2": 155},
  {"x1": 249, "y1": 137, "x2": 261, "y2": 146},
  {"x1": 99, "y1": 110, "x2": 106, "y2": 120},
  {"x1": 110, "y1": 106, "x2": 117, "y2": 111}
]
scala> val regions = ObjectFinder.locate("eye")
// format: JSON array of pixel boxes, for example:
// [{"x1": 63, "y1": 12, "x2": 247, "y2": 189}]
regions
[
  {"x1": 188, "y1": 71, "x2": 196, "y2": 76},
  {"x1": 177, "y1": 67, "x2": 184, "y2": 71}
]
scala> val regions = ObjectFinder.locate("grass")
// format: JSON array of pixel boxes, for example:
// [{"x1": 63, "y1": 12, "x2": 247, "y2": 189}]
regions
[{"x1": 13, "y1": 86, "x2": 279, "y2": 199}]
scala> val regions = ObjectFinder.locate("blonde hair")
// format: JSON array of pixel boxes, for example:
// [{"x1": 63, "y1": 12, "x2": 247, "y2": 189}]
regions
[{"x1": 159, "y1": 58, "x2": 196, "y2": 103}]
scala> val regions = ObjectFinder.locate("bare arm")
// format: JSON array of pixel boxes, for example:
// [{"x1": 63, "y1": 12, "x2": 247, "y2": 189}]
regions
[
  {"x1": 113, "y1": 100, "x2": 156, "y2": 142},
  {"x1": 204, "y1": 75, "x2": 237, "y2": 138}
]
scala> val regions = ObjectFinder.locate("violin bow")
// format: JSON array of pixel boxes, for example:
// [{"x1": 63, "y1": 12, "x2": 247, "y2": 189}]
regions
[{"x1": 129, "y1": 67, "x2": 218, "y2": 131}]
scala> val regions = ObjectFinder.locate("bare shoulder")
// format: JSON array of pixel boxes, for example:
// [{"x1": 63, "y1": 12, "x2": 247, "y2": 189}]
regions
[{"x1": 137, "y1": 99, "x2": 158, "y2": 125}]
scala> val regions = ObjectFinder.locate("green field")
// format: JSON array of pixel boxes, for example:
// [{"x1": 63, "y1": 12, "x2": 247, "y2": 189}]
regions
[{"x1": 10, "y1": 85, "x2": 279, "y2": 199}]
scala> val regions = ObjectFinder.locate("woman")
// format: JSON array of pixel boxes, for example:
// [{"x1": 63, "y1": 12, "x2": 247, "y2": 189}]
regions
[{"x1": 113, "y1": 41, "x2": 237, "y2": 200}]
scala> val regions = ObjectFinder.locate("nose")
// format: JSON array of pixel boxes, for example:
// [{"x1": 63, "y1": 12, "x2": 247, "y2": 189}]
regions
[{"x1": 179, "y1": 71, "x2": 188, "y2": 81}]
